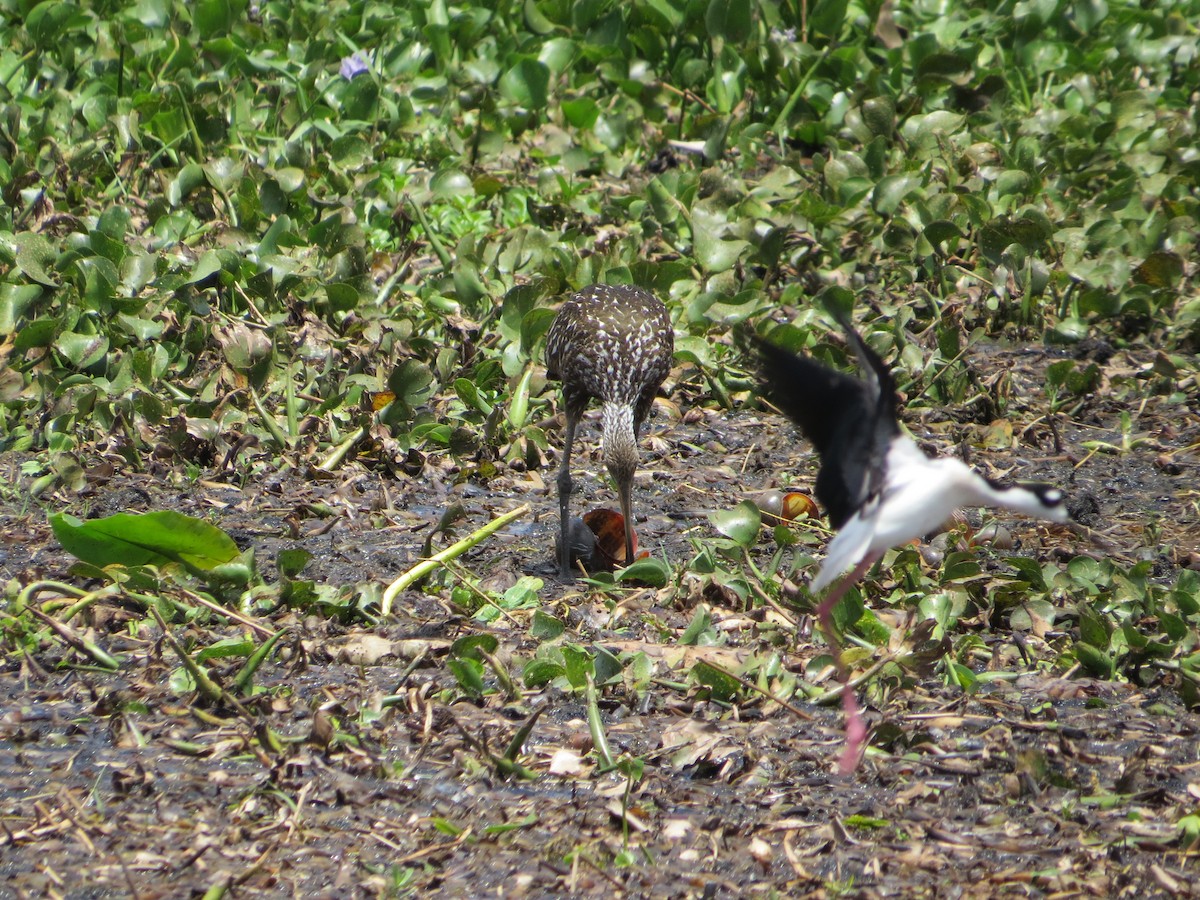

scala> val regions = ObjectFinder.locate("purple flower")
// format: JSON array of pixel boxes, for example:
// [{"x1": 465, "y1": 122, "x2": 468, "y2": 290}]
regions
[{"x1": 340, "y1": 53, "x2": 369, "y2": 80}]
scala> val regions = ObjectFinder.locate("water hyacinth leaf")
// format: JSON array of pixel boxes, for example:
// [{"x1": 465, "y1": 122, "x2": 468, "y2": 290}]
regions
[
  {"x1": 680, "y1": 607, "x2": 713, "y2": 646},
  {"x1": 924, "y1": 220, "x2": 963, "y2": 249},
  {"x1": 55, "y1": 331, "x2": 109, "y2": 369},
  {"x1": 26, "y1": 1, "x2": 91, "y2": 45},
  {"x1": 945, "y1": 661, "x2": 978, "y2": 693},
  {"x1": 523, "y1": 658, "x2": 565, "y2": 688},
  {"x1": 203, "y1": 157, "x2": 244, "y2": 194},
  {"x1": 13, "y1": 317, "x2": 59, "y2": 351},
  {"x1": 710, "y1": 500, "x2": 761, "y2": 548},
  {"x1": 500, "y1": 576, "x2": 543, "y2": 610},
  {"x1": 861, "y1": 96, "x2": 895, "y2": 137},
  {"x1": 14, "y1": 232, "x2": 59, "y2": 286},
  {"x1": 1006, "y1": 556, "x2": 1047, "y2": 591},
  {"x1": 187, "y1": 250, "x2": 225, "y2": 286},
  {"x1": 499, "y1": 58, "x2": 549, "y2": 108},
  {"x1": 277, "y1": 548, "x2": 312, "y2": 578},
  {"x1": 455, "y1": 378, "x2": 493, "y2": 415},
  {"x1": 562, "y1": 644, "x2": 594, "y2": 690},
  {"x1": 524, "y1": 0, "x2": 557, "y2": 34},
  {"x1": 530, "y1": 610, "x2": 564, "y2": 641},
  {"x1": 693, "y1": 207, "x2": 750, "y2": 274},
  {"x1": 1075, "y1": 642, "x2": 1115, "y2": 679},
  {"x1": 520, "y1": 307, "x2": 556, "y2": 356},
  {"x1": 617, "y1": 557, "x2": 671, "y2": 587},
  {"x1": 49, "y1": 511, "x2": 240, "y2": 571},
  {"x1": 900, "y1": 110, "x2": 965, "y2": 147},
  {"x1": 705, "y1": 0, "x2": 752, "y2": 42},
  {"x1": 978, "y1": 216, "x2": 1052, "y2": 263},
  {"x1": 450, "y1": 633, "x2": 500, "y2": 660},
  {"x1": 872, "y1": 174, "x2": 922, "y2": 216},
  {"x1": 831, "y1": 591, "x2": 864, "y2": 633},
  {"x1": 592, "y1": 645, "x2": 623, "y2": 685},
  {"x1": 171, "y1": 163, "x2": 207, "y2": 204},
  {"x1": 388, "y1": 359, "x2": 435, "y2": 413},
  {"x1": 448, "y1": 657, "x2": 487, "y2": 696},
  {"x1": 194, "y1": 0, "x2": 236, "y2": 37},
  {"x1": 80, "y1": 256, "x2": 119, "y2": 305},
  {"x1": 808, "y1": 0, "x2": 849, "y2": 37},
  {"x1": 691, "y1": 660, "x2": 740, "y2": 702},
  {"x1": 341, "y1": 77, "x2": 379, "y2": 120},
  {"x1": 195, "y1": 637, "x2": 255, "y2": 662},
  {"x1": 0, "y1": 283, "x2": 44, "y2": 334},
  {"x1": 1078, "y1": 606, "x2": 1110, "y2": 648},
  {"x1": 1134, "y1": 251, "x2": 1184, "y2": 288},
  {"x1": 561, "y1": 98, "x2": 599, "y2": 128},
  {"x1": 1010, "y1": 599, "x2": 1057, "y2": 632}
]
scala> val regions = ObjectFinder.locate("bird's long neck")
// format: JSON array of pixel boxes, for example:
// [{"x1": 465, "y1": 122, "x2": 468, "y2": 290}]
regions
[
  {"x1": 942, "y1": 461, "x2": 1066, "y2": 519},
  {"x1": 601, "y1": 401, "x2": 638, "y2": 484},
  {"x1": 971, "y1": 476, "x2": 1062, "y2": 518}
]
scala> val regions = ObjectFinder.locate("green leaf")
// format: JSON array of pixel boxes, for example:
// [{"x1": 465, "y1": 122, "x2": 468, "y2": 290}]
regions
[
  {"x1": 709, "y1": 500, "x2": 761, "y2": 548},
  {"x1": 49, "y1": 511, "x2": 240, "y2": 571},
  {"x1": 387, "y1": 359, "x2": 435, "y2": 413},
  {"x1": 592, "y1": 645, "x2": 623, "y2": 685},
  {"x1": 447, "y1": 657, "x2": 487, "y2": 696},
  {"x1": 945, "y1": 660, "x2": 978, "y2": 693},
  {"x1": 1005, "y1": 556, "x2": 1047, "y2": 592},
  {"x1": 277, "y1": 549, "x2": 312, "y2": 578},
  {"x1": 450, "y1": 633, "x2": 500, "y2": 661},
  {"x1": 13, "y1": 317, "x2": 59, "y2": 351},
  {"x1": 54, "y1": 331, "x2": 109, "y2": 369},
  {"x1": 14, "y1": 232, "x2": 59, "y2": 286},
  {"x1": 705, "y1": 0, "x2": 752, "y2": 42},
  {"x1": 680, "y1": 607, "x2": 713, "y2": 646},
  {"x1": 808, "y1": 0, "x2": 849, "y2": 37},
  {"x1": 561, "y1": 98, "x2": 599, "y2": 129},
  {"x1": 1134, "y1": 251, "x2": 1184, "y2": 288},
  {"x1": 924, "y1": 220, "x2": 963, "y2": 248},
  {"x1": 872, "y1": 174, "x2": 922, "y2": 216},
  {"x1": 26, "y1": 1, "x2": 90, "y2": 47},
  {"x1": 195, "y1": 637, "x2": 255, "y2": 662},
  {"x1": 522, "y1": 658, "x2": 565, "y2": 688},
  {"x1": 499, "y1": 58, "x2": 549, "y2": 108},
  {"x1": 562, "y1": 644, "x2": 594, "y2": 690},
  {"x1": 194, "y1": 0, "x2": 237, "y2": 37},
  {"x1": 1078, "y1": 606, "x2": 1110, "y2": 648},
  {"x1": 692, "y1": 207, "x2": 749, "y2": 274},
  {"x1": 0, "y1": 283, "x2": 43, "y2": 335},
  {"x1": 1075, "y1": 642, "x2": 1114, "y2": 679},
  {"x1": 530, "y1": 610, "x2": 564, "y2": 641},
  {"x1": 617, "y1": 557, "x2": 671, "y2": 587},
  {"x1": 691, "y1": 660, "x2": 740, "y2": 702}
]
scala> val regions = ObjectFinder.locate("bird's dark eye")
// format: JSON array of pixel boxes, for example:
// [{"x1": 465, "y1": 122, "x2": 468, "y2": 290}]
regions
[{"x1": 1037, "y1": 486, "x2": 1064, "y2": 506}]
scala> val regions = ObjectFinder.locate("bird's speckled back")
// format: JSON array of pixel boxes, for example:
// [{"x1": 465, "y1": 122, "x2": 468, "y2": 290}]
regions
[{"x1": 545, "y1": 284, "x2": 673, "y2": 422}]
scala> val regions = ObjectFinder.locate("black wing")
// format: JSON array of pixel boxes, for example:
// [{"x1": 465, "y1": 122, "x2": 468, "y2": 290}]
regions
[{"x1": 748, "y1": 321, "x2": 900, "y2": 529}]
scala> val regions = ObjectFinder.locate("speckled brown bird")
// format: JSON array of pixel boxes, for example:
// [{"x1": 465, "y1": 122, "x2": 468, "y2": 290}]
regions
[{"x1": 545, "y1": 284, "x2": 674, "y2": 578}]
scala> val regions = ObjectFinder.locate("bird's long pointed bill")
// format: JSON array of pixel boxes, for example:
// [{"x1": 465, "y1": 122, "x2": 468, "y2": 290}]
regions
[{"x1": 618, "y1": 485, "x2": 635, "y2": 566}]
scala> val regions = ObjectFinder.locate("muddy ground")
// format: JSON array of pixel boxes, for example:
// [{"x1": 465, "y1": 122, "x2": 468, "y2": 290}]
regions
[{"x1": 1, "y1": 342, "x2": 1198, "y2": 898}]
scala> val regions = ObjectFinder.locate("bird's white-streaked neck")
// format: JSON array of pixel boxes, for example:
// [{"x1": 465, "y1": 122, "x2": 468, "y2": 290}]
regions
[{"x1": 601, "y1": 401, "x2": 638, "y2": 481}]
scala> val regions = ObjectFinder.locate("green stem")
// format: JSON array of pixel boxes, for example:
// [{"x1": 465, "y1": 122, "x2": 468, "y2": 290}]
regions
[{"x1": 380, "y1": 504, "x2": 529, "y2": 616}]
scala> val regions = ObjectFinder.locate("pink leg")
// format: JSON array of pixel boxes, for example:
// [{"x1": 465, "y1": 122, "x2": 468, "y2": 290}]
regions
[{"x1": 814, "y1": 554, "x2": 877, "y2": 775}]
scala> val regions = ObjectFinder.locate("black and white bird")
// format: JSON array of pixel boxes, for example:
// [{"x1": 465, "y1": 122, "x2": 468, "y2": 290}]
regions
[
  {"x1": 750, "y1": 305, "x2": 1070, "y2": 770},
  {"x1": 545, "y1": 284, "x2": 674, "y2": 578}
]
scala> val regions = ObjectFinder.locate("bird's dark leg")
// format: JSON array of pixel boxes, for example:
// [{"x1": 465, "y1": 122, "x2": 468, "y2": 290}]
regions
[
  {"x1": 813, "y1": 553, "x2": 878, "y2": 774},
  {"x1": 557, "y1": 413, "x2": 579, "y2": 579}
]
